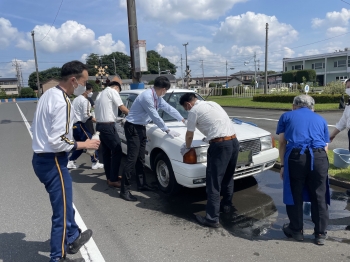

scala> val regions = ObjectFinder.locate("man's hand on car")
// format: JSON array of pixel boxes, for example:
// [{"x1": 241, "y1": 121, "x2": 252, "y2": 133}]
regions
[
  {"x1": 180, "y1": 143, "x2": 191, "y2": 156},
  {"x1": 166, "y1": 129, "x2": 181, "y2": 138}
]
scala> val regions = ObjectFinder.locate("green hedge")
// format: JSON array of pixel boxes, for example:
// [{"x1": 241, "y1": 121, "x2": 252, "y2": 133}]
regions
[
  {"x1": 221, "y1": 88, "x2": 233, "y2": 96},
  {"x1": 0, "y1": 95, "x2": 36, "y2": 99},
  {"x1": 253, "y1": 94, "x2": 348, "y2": 103}
]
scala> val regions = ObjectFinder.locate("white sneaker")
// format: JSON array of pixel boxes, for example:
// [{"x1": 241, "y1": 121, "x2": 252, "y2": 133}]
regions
[
  {"x1": 67, "y1": 160, "x2": 77, "y2": 169},
  {"x1": 92, "y1": 161, "x2": 104, "y2": 170}
]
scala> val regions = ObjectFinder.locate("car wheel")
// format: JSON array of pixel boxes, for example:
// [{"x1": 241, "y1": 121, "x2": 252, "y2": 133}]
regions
[{"x1": 154, "y1": 153, "x2": 181, "y2": 195}]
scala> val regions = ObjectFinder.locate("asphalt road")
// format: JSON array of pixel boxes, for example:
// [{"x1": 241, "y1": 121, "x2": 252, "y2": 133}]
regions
[
  {"x1": 224, "y1": 107, "x2": 346, "y2": 151},
  {"x1": 1, "y1": 101, "x2": 350, "y2": 262}
]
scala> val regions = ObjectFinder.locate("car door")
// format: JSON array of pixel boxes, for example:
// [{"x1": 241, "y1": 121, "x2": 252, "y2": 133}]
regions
[{"x1": 116, "y1": 93, "x2": 138, "y2": 154}]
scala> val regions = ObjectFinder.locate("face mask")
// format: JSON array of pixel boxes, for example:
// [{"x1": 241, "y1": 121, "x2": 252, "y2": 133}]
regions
[
  {"x1": 88, "y1": 92, "x2": 93, "y2": 98},
  {"x1": 346, "y1": 89, "x2": 350, "y2": 96},
  {"x1": 73, "y1": 79, "x2": 86, "y2": 96}
]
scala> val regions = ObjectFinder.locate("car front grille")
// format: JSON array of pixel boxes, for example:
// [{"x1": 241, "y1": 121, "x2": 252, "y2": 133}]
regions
[{"x1": 239, "y1": 139, "x2": 261, "y2": 155}]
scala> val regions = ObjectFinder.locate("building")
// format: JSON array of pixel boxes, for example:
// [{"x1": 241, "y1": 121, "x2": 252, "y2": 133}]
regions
[
  {"x1": 180, "y1": 76, "x2": 242, "y2": 88},
  {"x1": 41, "y1": 78, "x2": 60, "y2": 93},
  {"x1": 0, "y1": 78, "x2": 18, "y2": 95},
  {"x1": 283, "y1": 49, "x2": 350, "y2": 86},
  {"x1": 230, "y1": 70, "x2": 264, "y2": 85}
]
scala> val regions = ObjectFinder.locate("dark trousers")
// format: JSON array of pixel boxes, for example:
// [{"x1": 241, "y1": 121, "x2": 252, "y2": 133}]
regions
[
  {"x1": 96, "y1": 123, "x2": 122, "y2": 182},
  {"x1": 206, "y1": 138, "x2": 239, "y2": 223},
  {"x1": 85, "y1": 119, "x2": 95, "y2": 135},
  {"x1": 287, "y1": 149, "x2": 329, "y2": 234},
  {"x1": 69, "y1": 122, "x2": 98, "y2": 163},
  {"x1": 32, "y1": 153, "x2": 80, "y2": 261},
  {"x1": 121, "y1": 122, "x2": 147, "y2": 193}
]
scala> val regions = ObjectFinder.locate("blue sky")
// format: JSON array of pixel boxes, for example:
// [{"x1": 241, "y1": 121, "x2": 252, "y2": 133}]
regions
[{"x1": 1, "y1": 0, "x2": 350, "y2": 85}]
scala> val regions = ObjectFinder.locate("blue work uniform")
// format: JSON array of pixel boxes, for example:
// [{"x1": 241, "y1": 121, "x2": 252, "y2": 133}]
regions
[
  {"x1": 276, "y1": 107, "x2": 330, "y2": 234},
  {"x1": 276, "y1": 107, "x2": 330, "y2": 205},
  {"x1": 31, "y1": 86, "x2": 80, "y2": 261}
]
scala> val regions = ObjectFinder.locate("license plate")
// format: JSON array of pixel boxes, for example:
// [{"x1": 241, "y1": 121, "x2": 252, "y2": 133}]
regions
[{"x1": 236, "y1": 150, "x2": 253, "y2": 166}]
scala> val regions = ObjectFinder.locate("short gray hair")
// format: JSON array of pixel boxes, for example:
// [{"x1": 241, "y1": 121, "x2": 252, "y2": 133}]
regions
[{"x1": 293, "y1": 95, "x2": 315, "y2": 109}]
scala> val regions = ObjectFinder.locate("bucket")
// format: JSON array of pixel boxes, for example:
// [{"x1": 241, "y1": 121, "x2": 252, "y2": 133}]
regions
[{"x1": 333, "y1": 148, "x2": 350, "y2": 168}]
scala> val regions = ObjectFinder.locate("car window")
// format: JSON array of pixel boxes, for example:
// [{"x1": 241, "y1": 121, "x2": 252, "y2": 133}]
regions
[
  {"x1": 126, "y1": 94, "x2": 138, "y2": 109},
  {"x1": 159, "y1": 92, "x2": 204, "y2": 121}
]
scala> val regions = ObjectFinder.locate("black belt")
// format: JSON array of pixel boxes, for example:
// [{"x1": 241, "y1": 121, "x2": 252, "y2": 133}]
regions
[
  {"x1": 292, "y1": 148, "x2": 325, "y2": 153},
  {"x1": 96, "y1": 122, "x2": 115, "y2": 125},
  {"x1": 126, "y1": 121, "x2": 146, "y2": 127},
  {"x1": 36, "y1": 152, "x2": 67, "y2": 157}
]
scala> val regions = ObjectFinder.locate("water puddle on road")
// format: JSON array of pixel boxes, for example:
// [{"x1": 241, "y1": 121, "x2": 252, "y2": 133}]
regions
[{"x1": 147, "y1": 169, "x2": 350, "y2": 242}]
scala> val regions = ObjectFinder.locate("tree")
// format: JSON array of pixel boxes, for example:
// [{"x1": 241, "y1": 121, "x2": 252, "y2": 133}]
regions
[
  {"x1": 28, "y1": 67, "x2": 61, "y2": 90},
  {"x1": 144, "y1": 50, "x2": 176, "y2": 75},
  {"x1": 85, "y1": 52, "x2": 131, "y2": 79},
  {"x1": 0, "y1": 88, "x2": 6, "y2": 96},
  {"x1": 260, "y1": 70, "x2": 277, "y2": 76},
  {"x1": 20, "y1": 87, "x2": 35, "y2": 97},
  {"x1": 87, "y1": 80, "x2": 101, "y2": 92}
]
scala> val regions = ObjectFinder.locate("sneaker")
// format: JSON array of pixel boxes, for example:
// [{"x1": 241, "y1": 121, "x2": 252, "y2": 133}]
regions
[
  {"x1": 220, "y1": 205, "x2": 231, "y2": 214},
  {"x1": 282, "y1": 223, "x2": 304, "y2": 241},
  {"x1": 91, "y1": 161, "x2": 104, "y2": 170},
  {"x1": 314, "y1": 233, "x2": 327, "y2": 245},
  {"x1": 68, "y1": 229, "x2": 93, "y2": 254},
  {"x1": 67, "y1": 161, "x2": 77, "y2": 169},
  {"x1": 195, "y1": 214, "x2": 220, "y2": 228}
]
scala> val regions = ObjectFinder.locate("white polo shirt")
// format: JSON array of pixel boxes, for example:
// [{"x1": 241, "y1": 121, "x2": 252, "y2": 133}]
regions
[
  {"x1": 186, "y1": 100, "x2": 236, "y2": 141},
  {"x1": 72, "y1": 95, "x2": 91, "y2": 123},
  {"x1": 31, "y1": 86, "x2": 76, "y2": 153},
  {"x1": 94, "y1": 87, "x2": 124, "y2": 123}
]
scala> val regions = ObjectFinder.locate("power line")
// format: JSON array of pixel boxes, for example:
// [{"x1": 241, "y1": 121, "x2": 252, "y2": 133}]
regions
[{"x1": 36, "y1": 0, "x2": 64, "y2": 42}]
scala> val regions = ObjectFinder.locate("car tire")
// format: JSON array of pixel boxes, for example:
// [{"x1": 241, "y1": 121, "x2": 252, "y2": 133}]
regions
[{"x1": 154, "y1": 153, "x2": 181, "y2": 195}]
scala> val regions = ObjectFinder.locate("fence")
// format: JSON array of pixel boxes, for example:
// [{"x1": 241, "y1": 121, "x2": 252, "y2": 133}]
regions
[{"x1": 197, "y1": 88, "x2": 222, "y2": 97}]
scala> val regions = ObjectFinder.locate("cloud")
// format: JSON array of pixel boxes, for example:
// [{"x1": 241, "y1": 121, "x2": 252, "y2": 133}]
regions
[
  {"x1": 16, "y1": 21, "x2": 126, "y2": 55},
  {"x1": 0, "y1": 18, "x2": 19, "y2": 49},
  {"x1": 312, "y1": 8, "x2": 350, "y2": 28},
  {"x1": 0, "y1": 59, "x2": 35, "y2": 85},
  {"x1": 131, "y1": 0, "x2": 248, "y2": 23},
  {"x1": 214, "y1": 12, "x2": 298, "y2": 46},
  {"x1": 327, "y1": 26, "x2": 347, "y2": 37}
]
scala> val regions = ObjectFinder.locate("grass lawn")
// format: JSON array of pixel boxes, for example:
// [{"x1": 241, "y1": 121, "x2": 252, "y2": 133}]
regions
[
  {"x1": 274, "y1": 141, "x2": 350, "y2": 181},
  {"x1": 207, "y1": 96, "x2": 340, "y2": 111}
]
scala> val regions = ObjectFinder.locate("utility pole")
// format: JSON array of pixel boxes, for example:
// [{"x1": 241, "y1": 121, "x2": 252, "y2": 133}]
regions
[
  {"x1": 112, "y1": 57, "x2": 117, "y2": 75},
  {"x1": 31, "y1": 31, "x2": 41, "y2": 96},
  {"x1": 183, "y1": 42, "x2": 189, "y2": 88},
  {"x1": 226, "y1": 60, "x2": 228, "y2": 88},
  {"x1": 12, "y1": 59, "x2": 23, "y2": 94},
  {"x1": 254, "y1": 52, "x2": 257, "y2": 89},
  {"x1": 158, "y1": 61, "x2": 160, "y2": 76},
  {"x1": 126, "y1": 0, "x2": 140, "y2": 83},
  {"x1": 181, "y1": 54, "x2": 184, "y2": 87},
  {"x1": 200, "y1": 60, "x2": 204, "y2": 88},
  {"x1": 264, "y1": 23, "x2": 269, "y2": 94}
]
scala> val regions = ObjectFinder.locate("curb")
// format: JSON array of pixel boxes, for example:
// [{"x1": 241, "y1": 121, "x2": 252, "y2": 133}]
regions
[
  {"x1": 221, "y1": 106, "x2": 343, "y2": 113},
  {"x1": 273, "y1": 163, "x2": 350, "y2": 189}
]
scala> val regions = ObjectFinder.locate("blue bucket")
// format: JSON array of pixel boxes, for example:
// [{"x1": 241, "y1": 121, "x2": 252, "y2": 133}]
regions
[{"x1": 333, "y1": 148, "x2": 350, "y2": 169}]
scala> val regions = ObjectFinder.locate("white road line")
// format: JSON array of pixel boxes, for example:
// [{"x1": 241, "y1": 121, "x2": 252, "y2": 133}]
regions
[
  {"x1": 230, "y1": 115, "x2": 336, "y2": 127},
  {"x1": 16, "y1": 103, "x2": 105, "y2": 262}
]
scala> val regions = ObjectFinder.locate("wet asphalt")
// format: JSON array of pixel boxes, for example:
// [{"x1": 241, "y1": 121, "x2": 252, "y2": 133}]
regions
[{"x1": 2, "y1": 101, "x2": 350, "y2": 261}]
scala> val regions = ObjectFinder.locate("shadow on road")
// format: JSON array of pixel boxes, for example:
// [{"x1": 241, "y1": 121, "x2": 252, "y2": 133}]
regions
[{"x1": 0, "y1": 232, "x2": 50, "y2": 262}]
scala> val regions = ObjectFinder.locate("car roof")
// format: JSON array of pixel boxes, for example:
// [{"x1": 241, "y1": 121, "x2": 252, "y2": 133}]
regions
[{"x1": 120, "y1": 88, "x2": 196, "y2": 95}]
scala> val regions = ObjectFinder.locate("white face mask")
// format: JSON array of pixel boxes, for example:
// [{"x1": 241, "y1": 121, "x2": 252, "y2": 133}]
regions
[
  {"x1": 73, "y1": 79, "x2": 86, "y2": 96},
  {"x1": 346, "y1": 89, "x2": 350, "y2": 96},
  {"x1": 88, "y1": 92, "x2": 93, "y2": 98}
]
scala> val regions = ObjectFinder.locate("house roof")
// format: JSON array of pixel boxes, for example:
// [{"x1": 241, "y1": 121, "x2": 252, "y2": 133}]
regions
[{"x1": 0, "y1": 78, "x2": 17, "y2": 81}]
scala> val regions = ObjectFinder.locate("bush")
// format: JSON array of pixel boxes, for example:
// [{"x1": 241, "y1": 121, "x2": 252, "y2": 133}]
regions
[
  {"x1": 221, "y1": 88, "x2": 233, "y2": 96},
  {"x1": 322, "y1": 81, "x2": 345, "y2": 94},
  {"x1": 296, "y1": 70, "x2": 316, "y2": 83},
  {"x1": 20, "y1": 88, "x2": 35, "y2": 97},
  {"x1": 253, "y1": 94, "x2": 348, "y2": 103},
  {"x1": 282, "y1": 70, "x2": 298, "y2": 83}
]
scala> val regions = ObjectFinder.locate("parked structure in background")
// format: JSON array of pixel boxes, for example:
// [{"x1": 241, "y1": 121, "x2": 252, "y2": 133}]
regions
[
  {"x1": 41, "y1": 78, "x2": 60, "y2": 94},
  {"x1": 283, "y1": 48, "x2": 350, "y2": 86},
  {"x1": 0, "y1": 77, "x2": 19, "y2": 95},
  {"x1": 230, "y1": 71, "x2": 264, "y2": 86}
]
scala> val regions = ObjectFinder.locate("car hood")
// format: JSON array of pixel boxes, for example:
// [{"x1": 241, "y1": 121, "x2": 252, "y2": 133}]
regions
[{"x1": 161, "y1": 120, "x2": 271, "y2": 147}]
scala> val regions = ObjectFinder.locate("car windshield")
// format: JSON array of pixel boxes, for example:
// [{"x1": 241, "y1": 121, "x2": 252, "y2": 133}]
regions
[{"x1": 159, "y1": 92, "x2": 205, "y2": 121}]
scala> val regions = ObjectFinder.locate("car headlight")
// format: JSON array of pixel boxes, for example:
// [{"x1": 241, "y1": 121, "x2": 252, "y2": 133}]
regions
[
  {"x1": 260, "y1": 135, "x2": 274, "y2": 151},
  {"x1": 183, "y1": 146, "x2": 208, "y2": 164}
]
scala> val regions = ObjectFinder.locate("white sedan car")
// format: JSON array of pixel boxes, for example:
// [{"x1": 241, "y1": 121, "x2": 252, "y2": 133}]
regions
[{"x1": 116, "y1": 89, "x2": 279, "y2": 194}]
